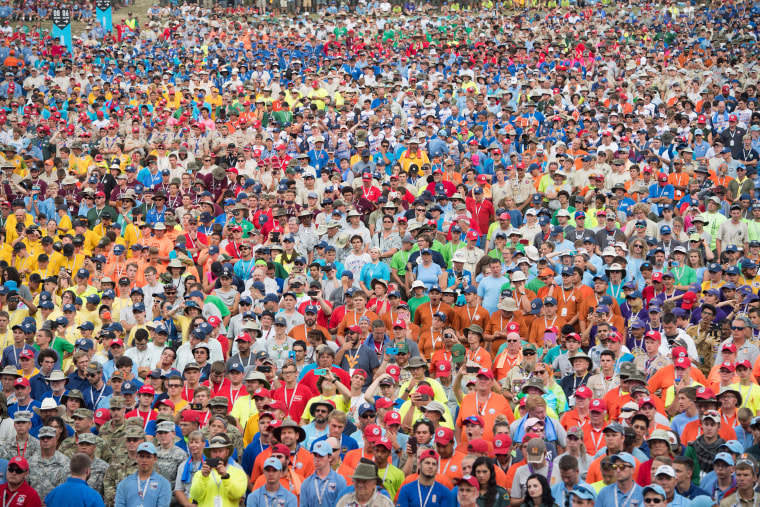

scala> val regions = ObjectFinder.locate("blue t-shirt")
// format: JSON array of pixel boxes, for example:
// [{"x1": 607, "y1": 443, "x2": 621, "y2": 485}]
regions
[
  {"x1": 477, "y1": 275, "x2": 509, "y2": 313},
  {"x1": 397, "y1": 480, "x2": 454, "y2": 507}
]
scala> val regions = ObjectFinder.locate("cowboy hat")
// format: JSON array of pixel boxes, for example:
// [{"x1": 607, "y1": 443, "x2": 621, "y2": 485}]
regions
[
  {"x1": 272, "y1": 418, "x2": 306, "y2": 443},
  {"x1": 202, "y1": 435, "x2": 234, "y2": 458},
  {"x1": 33, "y1": 398, "x2": 64, "y2": 417}
]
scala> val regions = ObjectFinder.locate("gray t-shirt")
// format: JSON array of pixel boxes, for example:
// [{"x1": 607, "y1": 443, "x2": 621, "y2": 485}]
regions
[{"x1": 510, "y1": 461, "x2": 562, "y2": 500}]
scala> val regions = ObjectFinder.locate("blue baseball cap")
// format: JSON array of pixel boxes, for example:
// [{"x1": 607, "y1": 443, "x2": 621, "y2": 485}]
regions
[
  {"x1": 63, "y1": 303, "x2": 76, "y2": 313},
  {"x1": 543, "y1": 296, "x2": 557, "y2": 305},
  {"x1": 77, "y1": 322, "x2": 95, "y2": 331},
  {"x1": 132, "y1": 302, "x2": 146, "y2": 313},
  {"x1": 75, "y1": 338, "x2": 94, "y2": 351},
  {"x1": 530, "y1": 298, "x2": 543, "y2": 315},
  {"x1": 304, "y1": 305, "x2": 319, "y2": 314},
  {"x1": 122, "y1": 382, "x2": 138, "y2": 394},
  {"x1": 569, "y1": 485, "x2": 597, "y2": 502},
  {"x1": 610, "y1": 452, "x2": 636, "y2": 468}
]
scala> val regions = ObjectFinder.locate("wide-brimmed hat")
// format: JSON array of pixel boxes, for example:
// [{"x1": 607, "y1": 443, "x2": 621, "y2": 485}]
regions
[
  {"x1": 520, "y1": 377, "x2": 546, "y2": 395},
  {"x1": 33, "y1": 397, "x2": 64, "y2": 417},
  {"x1": 203, "y1": 435, "x2": 234, "y2": 458},
  {"x1": 47, "y1": 370, "x2": 69, "y2": 384},
  {"x1": 61, "y1": 389, "x2": 85, "y2": 404},
  {"x1": 351, "y1": 462, "x2": 381, "y2": 482},
  {"x1": 272, "y1": 418, "x2": 306, "y2": 443},
  {"x1": 717, "y1": 385, "x2": 743, "y2": 407},
  {"x1": 605, "y1": 263, "x2": 627, "y2": 280}
]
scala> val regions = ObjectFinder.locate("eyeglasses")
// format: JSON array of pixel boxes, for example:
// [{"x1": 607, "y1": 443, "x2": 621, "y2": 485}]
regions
[
  {"x1": 86, "y1": 373, "x2": 99, "y2": 378},
  {"x1": 168, "y1": 384, "x2": 182, "y2": 388},
  {"x1": 644, "y1": 499, "x2": 663, "y2": 504},
  {"x1": 361, "y1": 413, "x2": 376, "y2": 419},
  {"x1": 732, "y1": 326, "x2": 746, "y2": 330},
  {"x1": 7, "y1": 466, "x2": 25, "y2": 474},
  {"x1": 534, "y1": 371, "x2": 546, "y2": 375},
  {"x1": 332, "y1": 448, "x2": 340, "y2": 452},
  {"x1": 524, "y1": 351, "x2": 536, "y2": 356},
  {"x1": 611, "y1": 464, "x2": 633, "y2": 470}
]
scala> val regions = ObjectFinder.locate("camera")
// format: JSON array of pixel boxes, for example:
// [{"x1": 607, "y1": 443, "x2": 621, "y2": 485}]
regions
[
  {"x1": 206, "y1": 458, "x2": 221, "y2": 468},
  {"x1": 308, "y1": 290, "x2": 318, "y2": 297}
]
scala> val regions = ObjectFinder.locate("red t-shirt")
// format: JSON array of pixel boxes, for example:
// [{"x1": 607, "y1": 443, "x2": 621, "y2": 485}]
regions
[
  {"x1": 271, "y1": 384, "x2": 316, "y2": 422},
  {"x1": 299, "y1": 366, "x2": 350, "y2": 395},
  {"x1": 126, "y1": 408, "x2": 157, "y2": 428}
]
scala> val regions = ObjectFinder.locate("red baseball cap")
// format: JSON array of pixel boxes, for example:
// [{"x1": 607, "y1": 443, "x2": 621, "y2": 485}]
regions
[
  {"x1": 253, "y1": 388, "x2": 272, "y2": 399},
  {"x1": 14, "y1": 377, "x2": 30, "y2": 388},
  {"x1": 736, "y1": 359, "x2": 752, "y2": 369},
  {"x1": 435, "y1": 427, "x2": 455, "y2": 445},
  {"x1": 416, "y1": 385, "x2": 435, "y2": 397},
  {"x1": 671, "y1": 346, "x2": 688, "y2": 358},
  {"x1": 674, "y1": 356, "x2": 691, "y2": 368},
  {"x1": 93, "y1": 408, "x2": 111, "y2": 425},
  {"x1": 575, "y1": 386, "x2": 593, "y2": 399},
  {"x1": 264, "y1": 400, "x2": 287, "y2": 412},
  {"x1": 476, "y1": 368, "x2": 494, "y2": 380},
  {"x1": 154, "y1": 397, "x2": 175, "y2": 410},
  {"x1": 364, "y1": 423, "x2": 383, "y2": 442},
  {"x1": 652, "y1": 273, "x2": 663, "y2": 282},
  {"x1": 436, "y1": 361, "x2": 452, "y2": 378},
  {"x1": 589, "y1": 399, "x2": 607, "y2": 413},
  {"x1": 645, "y1": 330, "x2": 662, "y2": 341},
  {"x1": 722, "y1": 343, "x2": 738, "y2": 354},
  {"x1": 374, "y1": 436, "x2": 392, "y2": 451},
  {"x1": 352, "y1": 369, "x2": 368, "y2": 379},
  {"x1": 207, "y1": 316, "x2": 221, "y2": 328},
  {"x1": 180, "y1": 409, "x2": 200, "y2": 423},
  {"x1": 111, "y1": 339, "x2": 125, "y2": 348},
  {"x1": 467, "y1": 439, "x2": 490, "y2": 454},
  {"x1": 386, "y1": 365, "x2": 400, "y2": 380},
  {"x1": 19, "y1": 350, "x2": 34, "y2": 360},
  {"x1": 493, "y1": 434, "x2": 512, "y2": 455},
  {"x1": 392, "y1": 319, "x2": 406, "y2": 329},
  {"x1": 235, "y1": 333, "x2": 252, "y2": 342},
  {"x1": 719, "y1": 361, "x2": 736, "y2": 372},
  {"x1": 729, "y1": 114, "x2": 738, "y2": 122},
  {"x1": 507, "y1": 322, "x2": 520, "y2": 333},
  {"x1": 375, "y1": 397, "x2": 395, "y2": 410},
  {"x1": 456, "y1": 476, "x2": 480, "y2": 489},
  {"x1": 681, "y1": 291, "x2": 698, "y2": 309},
  {"x1": 272, "y1": 443, "x2": 290, "y2": 456},
  {"x1": 384, "y1": 411, "x2": 402, "y2": 426},
  {"x1": 419, "y1": 449, "x2": 440, "y2": 461},
  {"x1": 638, "y1": 397, "x2": 656, "y2": 408},
  {"x1": 8, "y1": 456, "x2": 28, "y2": 472},
  {"x1": 138, "y1": 385, "x2": 155, "y2": 395},
  {"x1": 696, "y1": 387, "x2": 716, "y2": 400}
]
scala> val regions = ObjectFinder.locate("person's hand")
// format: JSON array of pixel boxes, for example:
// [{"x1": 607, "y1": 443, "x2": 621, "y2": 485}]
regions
[
  {"x1": 201, "y1": 462, "x2": 211, "y2": 477},
  {"x1": 215, "y1": 462, "x2": 226, "y2": 476},
  {"x1": 405, "y1": 441, "x2": 415, "y2": 455}
]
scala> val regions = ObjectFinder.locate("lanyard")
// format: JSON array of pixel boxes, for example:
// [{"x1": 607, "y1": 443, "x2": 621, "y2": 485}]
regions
[
  {"x1": 465, "y1": 304, "x2": 480, "y2": 324},
  {"x1": 2, "y1": 491, "x2": 18, "y2": 507},
  {"x1": 90, "y1": 384, "x2": 106, "y2": 408},
  {"x1": 476, "y1": 393, "x2": 491, "y2": 416},
  {"x1": 315, "y1": 475, "x2": 330, "y2": 506},
  {"x1": 417, "y1": 481, "x2": 435, "y2": 507},
  {"x1": 614, "y1": 484, "x2": 637, "y2": 507},
  {"x1": 137, "y1": 475, "x2": 151, "y2": 500},
  {"x1": 15, "y1": 438, "x2": 27, "y2": 458},
  {"x1": 285, "y1": 386, "x2": 299, "y2": 411}
]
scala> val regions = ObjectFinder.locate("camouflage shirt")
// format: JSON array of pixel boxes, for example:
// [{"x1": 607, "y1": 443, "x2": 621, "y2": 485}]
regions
[
  {"x1": 103, "y1": 454, "x2": 138, "y2": 507},
  {"x1": 26, "y1": 451, "x2": 70, "y2": 501},
  {"x1": 59, "y1": 433, "x2": 112, "y2": 462},
  {"x1": 88, "y1": 457, "x2": 110, "y2": 497},
  {"x1": 0, "y1": 437, "x2": 40, "y2": 460},
  {"x1": 155, "y1": 442, "x2": 188, "y2": 484}
]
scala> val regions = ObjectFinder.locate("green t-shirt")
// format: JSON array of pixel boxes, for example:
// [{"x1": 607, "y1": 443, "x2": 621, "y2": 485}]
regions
[
  {"x1": 34, "y1": 337, "x2": 75, "y2": 362},
  {"x1": 204, "y1": 294, "x2": 231, "y2": 318},
  {"x1": 390, "y1": 249, "x2": 413, "y2": 276},
  {"x1": 441, "y1": 241, "x2": 465, "y2": 269},
  {"x1": 408, "y1": 295, "x2": 430, "y2": 321}
]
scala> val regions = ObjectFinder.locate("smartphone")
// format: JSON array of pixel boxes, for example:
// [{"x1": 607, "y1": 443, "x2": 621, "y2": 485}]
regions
[
  {"x1": 465, "y1": 366, "x2": 480, "y2": 374},
  {"x1": 258, "y1": 365, "x2": 271, "y2": 373},
  {"x1": 588, "y1": 307, "x2": 594, "y2": 316},
  {"x1": 519, "y1": 239, "x2": 529, "y2": 245},
  {"x1": 206, "y1": 457, "x2": 221, "y2": 468},
  {"x1": 308, "y1": 290, "x2": 318, "y2": 297},
  {"x1": 289, "y1": 350, "x2": 296, "y2": 362},
  {"x1": 190, "y1": 403, "x2": 202, "y2": 411},
  {"x1": 409, "y1": 437, "x2": 418, "y2": 455},
  {"x1": 386, "y1": 347, "x2": 398, "y2": 355},
  {"x1": 271, "y1": 232, "x2": 280, "y2": 243},
  {"x1": 418, "y1": 394, "x2": 430, "y2": 402},
  {"x1": 314, "y1": 368, "x2": 327, "y2": 375}
]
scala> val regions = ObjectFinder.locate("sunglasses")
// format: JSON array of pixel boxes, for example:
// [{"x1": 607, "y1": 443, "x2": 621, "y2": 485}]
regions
[
  {"x1": 644, "y1": 500, "x2": 663, "y2": 505},
  {"x1": 611, "y1": 464, "x2": 633, "y2": 470},
  {"x1": 361, "y1": 413, "x2": 376, "y2": 419},
  {"x1": 732, "y1": 326, "x2": 746, "y2": 330},
  {"x1": 524, "y1": 351, "x2": 536, "y2": 356},
  {"x1": 7, "y1": 466, "x2": 25, "y2": 474}
]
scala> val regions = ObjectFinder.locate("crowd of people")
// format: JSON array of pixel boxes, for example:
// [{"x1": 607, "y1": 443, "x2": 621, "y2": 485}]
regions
[{"x1": 0, "y1": 0, "x2": 759, "y2": 507}]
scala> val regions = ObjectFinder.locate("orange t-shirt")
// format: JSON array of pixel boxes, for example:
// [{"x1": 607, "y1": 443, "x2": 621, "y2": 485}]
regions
[
  {"x1": 680, "y1": 418, "x2": 737, "y2": 447},
  {"x1": 648, "y1": 366, "x2": 708, "y2": 395},
  {"x1": 454, "y1": 392, "x2": 513, "y2": 444},
  {"x1": 586, "y1": 453, "x2": 642, "y2": 484}
]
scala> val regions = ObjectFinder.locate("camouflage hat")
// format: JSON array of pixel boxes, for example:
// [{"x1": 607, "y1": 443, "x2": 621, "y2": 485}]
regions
[
  {"x1": 156, "y1": 413, "x2": 174, "y2": 423},
  {"x1": 38, "y1": 426, "x2": 57, "y2": 439},
  {"x1": 209, "y1": 396, "x2": 229, "y2": 407},
  {"x1": 124, "y1": 426, "x2": 146, "y2": 439},
  {"x1": 62, "y1": 389, "x2": 85, "y2": 403},
  {"x1": 109, "y1": 396, "x2": 125, "y2": 409},
  {"x1": 13, "y1": 411, "x2": 32, "y2": 422},
  {"x1": 73, "y1": 408, "x2": 94, "y2": 419},
  {"x1": 619, "y1": 362, "x2": 636, "y2": 378},
  {"x1": 111, "y1": 371, "x2": 125, "y2": 381},
  {"x1": 126, "y1": 418, "x2": 145, "y2": 429},
  {"x1": 77, "y1": 433, "x2": 98, "y2": 445},
  {"x1": 156, "y1": 421, "x2": 175, "y2": 433}
]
